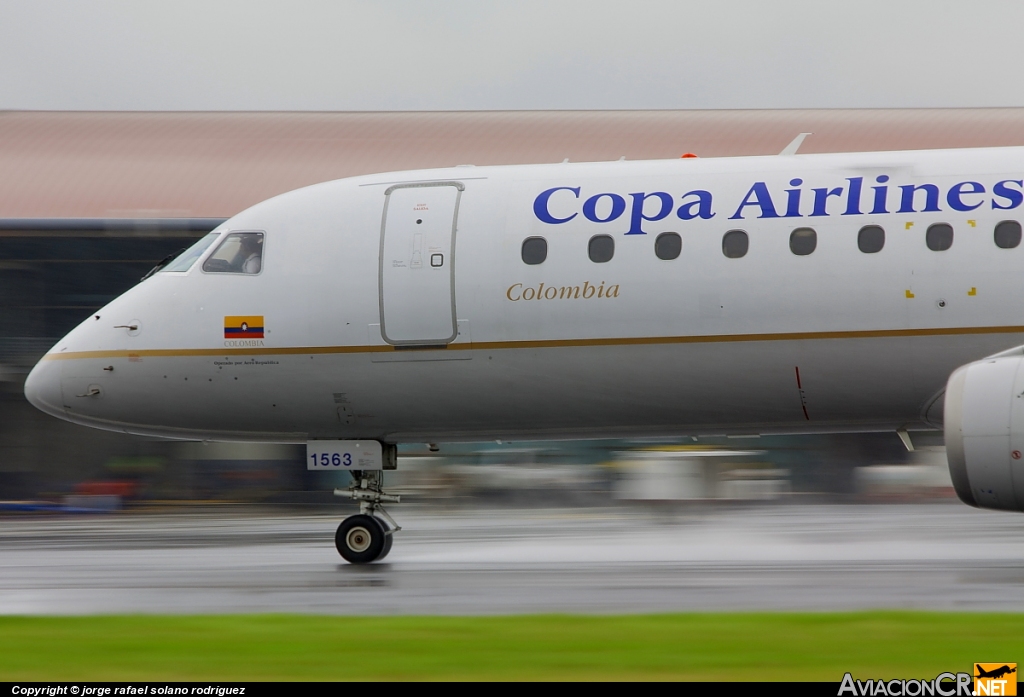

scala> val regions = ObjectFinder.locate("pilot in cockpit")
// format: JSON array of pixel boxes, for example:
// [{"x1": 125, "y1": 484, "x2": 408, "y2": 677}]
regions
[
  {"x1": 237, "y1": 234, "x2": 262, "y2": 274},
  {"x1": 201, "y1": 231, "x2": 264, "y2": 275}
]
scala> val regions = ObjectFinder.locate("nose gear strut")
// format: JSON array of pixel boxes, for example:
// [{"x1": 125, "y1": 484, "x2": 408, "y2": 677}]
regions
[{"x1": 334, "y1": 470, "x2": 401, "y2": 563}]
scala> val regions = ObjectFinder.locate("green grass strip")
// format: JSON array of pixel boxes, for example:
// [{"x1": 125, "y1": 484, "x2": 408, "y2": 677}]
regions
[{"x1": 0, "y1": 612, "x2": 1019, "y2": 681}]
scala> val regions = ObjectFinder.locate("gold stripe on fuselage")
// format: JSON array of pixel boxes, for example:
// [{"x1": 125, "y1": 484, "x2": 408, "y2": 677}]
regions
[{"x1": 40, "y1": 324, "x2": 1024, "y2": 361}]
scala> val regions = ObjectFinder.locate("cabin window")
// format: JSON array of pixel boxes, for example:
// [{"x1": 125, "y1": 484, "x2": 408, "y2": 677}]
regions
[
  {"x1": 995, "y1": 221, "x2": 1022, "y2": 249},
  {"x1": 655, "y1": 232, "x2": 682, "y2": 260},
  {"x1": 161, "y1": 232, "x2": 220, "y2": 273},
  {"x1": 857, "y1": 225, "x2": 885, "y2": 253},
  {"x1": 521, "y1": 237, "x2": 547, "y2": 265},
  {"x1": 926, "y1": 223, "x2": 953, "y2": 251},
  {"x1": 588, "y1": 234, "x2": 615, "y2": 263},
  {"x1": 789, "y1": 227, "x2": 817, "y2": 256},
  {"x1": 202, "y1": 232, "x2": 265, "y2": 274},
  {"x1": 722, "y1": 230, "x2": 748, "y2": 258}
]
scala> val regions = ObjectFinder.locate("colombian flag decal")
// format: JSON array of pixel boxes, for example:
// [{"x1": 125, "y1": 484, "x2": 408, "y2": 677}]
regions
[{"x1": 224, "y1": 316, "x2": 264, "y2": 339}]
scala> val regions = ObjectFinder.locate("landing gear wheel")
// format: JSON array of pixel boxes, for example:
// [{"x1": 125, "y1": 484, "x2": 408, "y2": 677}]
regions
[
  {"x1": 335, "y1": 514, "x2": 386, "y2": 563},
  {"x1": 376, "y1": 520, "x2": 394, "y2": 561},
  {"x1": 333, "y1": 467, "x2": 401, "y2": 564}
]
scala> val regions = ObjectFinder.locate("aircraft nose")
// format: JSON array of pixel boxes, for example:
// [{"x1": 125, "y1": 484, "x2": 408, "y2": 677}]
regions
[{"x1": 24, "y1": 358, "x2": 65, "y2": 419}]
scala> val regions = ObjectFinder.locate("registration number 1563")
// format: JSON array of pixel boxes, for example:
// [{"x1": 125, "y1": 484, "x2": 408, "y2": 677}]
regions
[{"x1": 306, "y1": 440, "x2": 383, "y2": 470}]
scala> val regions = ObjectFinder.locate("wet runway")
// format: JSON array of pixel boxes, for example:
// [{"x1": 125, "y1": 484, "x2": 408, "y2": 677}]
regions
[{"x1": 1, "y1": 501, "x2": 1024, "y2": 614}]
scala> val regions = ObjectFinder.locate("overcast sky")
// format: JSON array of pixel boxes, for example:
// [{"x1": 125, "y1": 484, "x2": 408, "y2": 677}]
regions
[{"x1": 1, "y1": 0, "x2": 1022, "y2": 111}]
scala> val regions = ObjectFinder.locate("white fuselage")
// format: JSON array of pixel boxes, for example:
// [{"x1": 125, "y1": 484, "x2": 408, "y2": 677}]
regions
[{"x1": 23, "y1": 147, "x2": 1024, "y2": 442}]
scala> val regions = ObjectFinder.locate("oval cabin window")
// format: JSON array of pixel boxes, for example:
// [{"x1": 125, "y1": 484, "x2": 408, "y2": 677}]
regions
[
  {"x1": 926, "y1": 223, "x2": 953, "y2": 251},
  {"x1": 521, "y1": 237, "x2": 547, "y2": 265},
  {"x1": 789, "y1": 227, "x2": 817, "y2": 256},
  {"x1": 655, "y1": 232, "x2": 682, "y2": 260},
  {"x1": 588, "y1": 235, "x2": 615, "y2": 263},
  {"x1": 995, "y1": 221, "x2": 1022, "y2": 249},
  {"x1": 858, "y1": 225, "x2": 885, "y2": 253},
  {"x1": 722, "y1": 230, "x2": 748, "y2": 259}
]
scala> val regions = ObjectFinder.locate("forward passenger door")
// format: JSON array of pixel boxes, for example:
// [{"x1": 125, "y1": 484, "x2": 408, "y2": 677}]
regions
[{"x1": 379, "y1": 182, "x2": 462, "y2": 346}]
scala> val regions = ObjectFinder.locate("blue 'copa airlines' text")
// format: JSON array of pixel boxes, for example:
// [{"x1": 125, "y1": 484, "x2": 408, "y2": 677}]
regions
[{"x1": 533, "y1": 177, "x2": 1024, "y2": 235}]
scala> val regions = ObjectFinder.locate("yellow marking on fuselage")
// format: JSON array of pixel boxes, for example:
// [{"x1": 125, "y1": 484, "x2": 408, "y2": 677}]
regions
[{"x1": 39, "y1": 324, "x2": 1024, "y2": 361}]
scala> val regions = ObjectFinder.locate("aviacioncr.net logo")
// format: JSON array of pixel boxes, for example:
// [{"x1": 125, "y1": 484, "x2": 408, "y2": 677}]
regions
[{"x1": 838, "y1": 672, "x2": 972, "y2": 696}]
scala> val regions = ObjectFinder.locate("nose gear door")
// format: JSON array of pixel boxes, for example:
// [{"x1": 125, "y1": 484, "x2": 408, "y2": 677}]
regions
[{"x1": 379, "y1": 181, "x2": 462, "y2": 346}]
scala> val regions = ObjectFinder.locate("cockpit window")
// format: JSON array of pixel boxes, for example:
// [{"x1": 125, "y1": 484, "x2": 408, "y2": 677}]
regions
[
  {"x1": 160, "y1": 232, "x2": 220, "y2": 273},
  {"x1": 202, "y1": 232, "x2": 264, "y2": 274}
]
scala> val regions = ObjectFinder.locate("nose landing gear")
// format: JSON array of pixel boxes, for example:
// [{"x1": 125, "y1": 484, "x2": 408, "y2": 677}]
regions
[{"x1": 334, "y1": 470, "x2": 400, "y2": 563}]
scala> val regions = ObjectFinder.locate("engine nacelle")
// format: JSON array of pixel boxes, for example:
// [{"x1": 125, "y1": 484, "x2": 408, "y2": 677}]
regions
[{"x1": 945, "y1": 349, "x2": 1024, "y2": 511}]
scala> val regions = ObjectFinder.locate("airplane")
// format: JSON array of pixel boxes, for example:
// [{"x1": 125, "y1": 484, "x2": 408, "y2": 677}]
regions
[
  {"x1": 976, "y1": 665, "x2": 1016, "y2": 680},
  {"x1": 22, "y1": 137, "x2": 1024, "y2": 562}
]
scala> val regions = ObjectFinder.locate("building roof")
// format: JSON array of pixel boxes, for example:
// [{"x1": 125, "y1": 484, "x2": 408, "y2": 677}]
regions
[{"x1": 2, "y1": 109, "x2": 1024, "y2": 218}]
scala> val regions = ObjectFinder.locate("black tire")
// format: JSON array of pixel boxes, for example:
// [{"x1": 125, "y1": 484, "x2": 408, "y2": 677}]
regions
[
  {"x1": 335, "y1": 515, "x2": 386, "y2": 563},
  {"x1": 376, "y1": 520, "x2": 394, "y2": 561}
]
